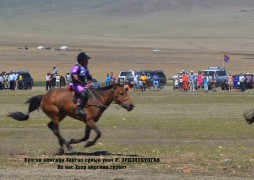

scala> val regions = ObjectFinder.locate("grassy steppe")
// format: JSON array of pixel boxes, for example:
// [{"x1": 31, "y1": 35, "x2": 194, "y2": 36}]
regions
[{"x1": 0, "y1": 87, "x2": 254, "y2": 179}]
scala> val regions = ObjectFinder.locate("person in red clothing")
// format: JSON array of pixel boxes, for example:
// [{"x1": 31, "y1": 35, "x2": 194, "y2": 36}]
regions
[{"x1": 182, "y1": 72, "x2": 189, "y2": 91}]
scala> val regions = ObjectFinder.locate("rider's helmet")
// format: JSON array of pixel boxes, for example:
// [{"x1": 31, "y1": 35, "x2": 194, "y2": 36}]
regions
[{"x1": 77, "y1": 52, "x2": 91, "y2": 64}]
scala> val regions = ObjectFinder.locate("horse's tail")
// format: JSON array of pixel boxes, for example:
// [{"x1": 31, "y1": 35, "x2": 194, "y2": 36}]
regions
[
  {"x1": 244, "y1": 108, "x2": 254, "y2": 124},
  {"x1": 7, "y1": 95, "x2": 43, "y2": 121}
]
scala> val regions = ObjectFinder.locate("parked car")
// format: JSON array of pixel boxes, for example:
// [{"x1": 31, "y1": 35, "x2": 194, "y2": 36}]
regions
[
  {"x1": 18, "y1": 71, "x2": 33, "y2": 89},
  {"x1": 118, "y1": 70, "x2": 140, "y2": 88},
  {"x1": 118, "y1": 70, "x2": 139, "y2": 84},
  {"x1": 202, "y1": 67, "x2": 227, "y2": 90},
  {"x1": 142, "y1": 70, "x2": 167, "y2": 89}
]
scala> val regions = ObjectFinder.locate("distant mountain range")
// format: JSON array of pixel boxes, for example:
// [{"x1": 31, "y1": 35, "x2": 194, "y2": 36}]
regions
[
  {"x1": 1, "y1": 0, "x2": 254, "y2": 17},
  {"x1": 1, "y1": 0, "x2": 254, "y2": 50}
]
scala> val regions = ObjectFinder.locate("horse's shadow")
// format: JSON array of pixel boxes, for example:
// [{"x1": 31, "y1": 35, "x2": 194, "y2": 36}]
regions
[{"x1": 65, "y1": 150, "x2": 138, "y2": 157}]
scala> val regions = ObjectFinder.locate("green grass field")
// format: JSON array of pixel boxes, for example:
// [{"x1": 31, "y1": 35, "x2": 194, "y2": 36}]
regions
[{"x1": 1, "y1": 87, "x2": 254, "y2": 179}]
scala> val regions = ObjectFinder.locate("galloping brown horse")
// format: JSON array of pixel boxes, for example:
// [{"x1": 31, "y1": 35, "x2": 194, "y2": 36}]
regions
[{"x1": 7, "y1": 83, "x2": 134, "y2": 155}]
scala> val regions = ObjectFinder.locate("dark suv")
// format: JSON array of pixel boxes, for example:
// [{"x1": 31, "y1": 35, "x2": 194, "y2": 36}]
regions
[{"x1": 18, "y1": 71, "x2": 33, "y2": 89}]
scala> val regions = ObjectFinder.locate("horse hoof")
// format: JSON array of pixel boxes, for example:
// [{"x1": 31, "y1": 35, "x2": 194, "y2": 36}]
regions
[
  {"x1": 84, "y1": 141, "x2": 94, "y2": 148},
  {"x1": 67, "y1": 146, "x2": 73, "y2": 154},
  {"x1": 54, "y1": 148, "x2": 64, "y2": 155}
]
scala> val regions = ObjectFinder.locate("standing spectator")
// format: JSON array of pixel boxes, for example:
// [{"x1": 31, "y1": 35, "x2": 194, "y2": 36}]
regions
[
  {"x1": 140, "y1": 72, "x2": 147, "y2": 92},
  {"x1": 146, "y1": 73, "x2": 152, "y2": 89},
  {"x1": 210, "y1": 75, "x2": 217, "y2": 92},
  {"x1": 65, "y1": 73, "x2": 71, "y2": 86},
  {"x1": 174, "y1": 76, "x2": 179, "y2": 91},
  {"x1": 105, "y1": 73, "x2": 110, "y2": 86},
  {"x1": 233, "y1": 74, "x2": 239, "y2": 91},
  {"x1": 51, "y1": 73, "x2": 56, "y2": 89},
  {"x1": 46, "y1": 73, "x2": 52, "y2": 91},
  {"x1": 152, "y1": 71, "x2": 159, "y2": 91},
  {"x1": 188, "y1": 70, "x2": 196, "y2": 91},
  {"x1": 0, "y1": 73, "x2": 3, "y2": 90},
  {"x1": 239, "y1": 73, "x2": 245, "y2": 92},
  {"x1": 3, "y1": 72, "x2": 8, "y2": 89},
  {"x1": 133, "y1": 74, "x2": 139, "y2": 91},
  {"x1": 14, "y1": 71, "x2": 19, "y2": 90},
  {"x1": 51, "y1": 65, "x2": 58, "y2": 89},
  {"x1": 138, "y1": 76, "x2": 143, "y2": 91},
  {"x1": 178, "y1": 75, "x2": 183, "y2": 92},
  {"x1": 203, "y1": 75, "x2": 209, "y2": 93},
  {"x1": 197, "y1": 71, "x2": 203, "y2": 91},
  {"x1": 8, "y1": 71, "x2": 15, "y2": 90},
  {"x1": 110, "y1": 72, "x2": 116, "y2": 85},
  {"x1": 55, "y1": 73, "x2": 60, "y2": 88},
  {"x1": 227, "y1": 73, "x2": 233, "y2": 91},
  {"x1": 18, "y1": 73, "x2": 23, "y2": 89},
  {"x1": 182, "y1": 72, "x2": 189, "y2": 91},
  {"x1": 245, "y1": 73, "x2": 252, "y2": 92}
]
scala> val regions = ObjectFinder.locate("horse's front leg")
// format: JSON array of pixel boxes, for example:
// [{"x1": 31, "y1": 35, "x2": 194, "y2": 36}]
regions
[
  {"x1": 67, "y1": 124, "x2": 91, "y2": 145},
  {"x1": 85, "y1": 119, "x2": 101, "y2": 148}
]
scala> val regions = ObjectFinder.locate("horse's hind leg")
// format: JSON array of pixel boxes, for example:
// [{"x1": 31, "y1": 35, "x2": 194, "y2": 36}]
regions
[
  {"x1": 48, "y1": 121, "x2": 69, "y2": 155},
  {"x1": 43, "y1": 102, "x2": 72, "y2": 155}
]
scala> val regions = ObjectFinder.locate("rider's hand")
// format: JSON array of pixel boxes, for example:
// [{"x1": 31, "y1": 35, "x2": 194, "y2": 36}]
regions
[
  {"x1": 73, "y1": 75, "x2": 79, "y2": 81},
  {"x1": 84, "y1": 81, "x2": 92, "y2": 89},
  {"x1": 87, "y1": 80, "x2": 92, "y2": 86}
]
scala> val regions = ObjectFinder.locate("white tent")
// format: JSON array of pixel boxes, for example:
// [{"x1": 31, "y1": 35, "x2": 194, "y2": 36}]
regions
[
  {"x1": 60, "y1": 46, "x2": 69, "y2": 51},
  {"x1": 37, "y1": 46, "x2": 44, "y2": 50}
]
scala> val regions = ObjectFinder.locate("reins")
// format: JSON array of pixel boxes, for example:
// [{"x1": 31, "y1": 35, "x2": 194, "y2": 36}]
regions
[
  {"x1": 87, "y1": 88, "x2": 109, "y2": 108},
  {"x1": 86, "y1": 87, "x2": 131, "y2": 108}
]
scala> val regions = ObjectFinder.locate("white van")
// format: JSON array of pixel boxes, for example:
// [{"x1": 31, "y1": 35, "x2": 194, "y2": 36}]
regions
[{"x1": 202, "y1": 67, "x2": 227, "y2": 90}]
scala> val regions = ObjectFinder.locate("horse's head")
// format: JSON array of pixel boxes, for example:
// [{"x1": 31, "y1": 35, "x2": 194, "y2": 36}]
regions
[{"x1": 113, "y1": 84, "x2": 134, "y2": 111}]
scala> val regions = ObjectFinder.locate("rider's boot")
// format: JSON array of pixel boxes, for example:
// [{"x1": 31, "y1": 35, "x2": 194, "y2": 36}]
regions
[
  {"x1": 75, "y1": 91, "x2": 88, "y2": 116},
  {"x1": 75, "y1": 103, "x2": 86, "y2": 116}
]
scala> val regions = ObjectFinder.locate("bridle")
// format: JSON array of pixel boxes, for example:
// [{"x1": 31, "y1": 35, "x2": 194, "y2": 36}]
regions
[{"x1": 87, "y1": 88, "x2": 131, "y2": 108}]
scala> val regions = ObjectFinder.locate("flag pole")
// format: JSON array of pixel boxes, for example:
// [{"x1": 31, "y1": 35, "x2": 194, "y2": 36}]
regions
[{"x1": 223, "y1": 54, "x2": 225, "y2": 67}]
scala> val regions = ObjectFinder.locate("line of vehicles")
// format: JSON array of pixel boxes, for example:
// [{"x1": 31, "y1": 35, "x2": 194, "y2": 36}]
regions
[{"x1": 6, "y1": 67, "x2": 250, "y2": 91}]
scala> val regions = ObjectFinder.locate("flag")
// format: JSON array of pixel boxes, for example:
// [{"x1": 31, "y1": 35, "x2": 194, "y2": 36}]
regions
[{"x1": 224, "y1": 54, "x2": 230, "y2": 62}]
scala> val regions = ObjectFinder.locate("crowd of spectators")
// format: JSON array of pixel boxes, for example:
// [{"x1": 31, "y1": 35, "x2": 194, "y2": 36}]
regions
[
  {"x1": 0, "y1": 71, "x2": 24, "y2": 90},
  {"x1": 110, "y1": 71, "x2": 160, "y2": 92},
  {"x1": 174, "y1": 70, "x2": 254, "y2": 93}
]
